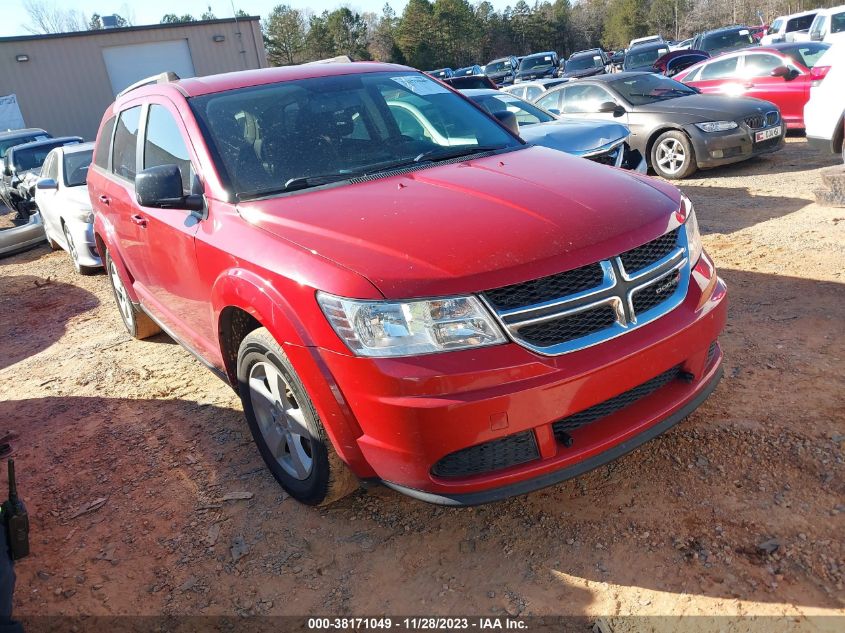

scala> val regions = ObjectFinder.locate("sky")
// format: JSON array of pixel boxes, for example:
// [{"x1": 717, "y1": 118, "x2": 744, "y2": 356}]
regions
[{"x1": 1, "y1": 0, "x2": 516, "y2": 38}]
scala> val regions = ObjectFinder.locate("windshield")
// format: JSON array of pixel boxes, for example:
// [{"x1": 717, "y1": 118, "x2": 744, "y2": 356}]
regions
[
  {"x1": 190, "y1": 71, "x2": 521, "y2": 199},
  {"x1": 625, "y1": 46, "x2": 670, "y2": 69},
  {"x1": 780, "y1": 42, "x2": 830, "y2": 68},
  {"x1": 486, "y1": 60, "x2": 512, "y2": 73},
  {"x1": 567, "y1": 55, "x2": 604, "y2": 71},
  {"x1": 0, "y1": 134, "x2": 49, "y2": 159},
  {"x1": 521, "y1": 55, "x2": 553, "y2": 70},
  {"x1": 470, "y1": 93, "x2": 555, "y2": 126},
  {"x1": 610, "y1": 74, "x2": 696, "y2": 105},
  {"x1": 702, "y1": 29, "x2": 755, "y2": 53},
  {"x1": 63, "y1": 149, "x2": 93, "y2": 187},
  {"x1": 12, "y1": 141, "x2": 76, "y2": 172}
]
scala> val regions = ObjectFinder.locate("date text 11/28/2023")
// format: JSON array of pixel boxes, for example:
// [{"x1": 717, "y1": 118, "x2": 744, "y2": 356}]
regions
[{"x1": 307, "y1": 617, "x2": 529, "y2": 630}]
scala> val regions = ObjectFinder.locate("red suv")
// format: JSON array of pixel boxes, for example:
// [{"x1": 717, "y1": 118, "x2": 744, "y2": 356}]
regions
[{"x1": 89, "y1": 64, "x2": 727, "y2": 506}]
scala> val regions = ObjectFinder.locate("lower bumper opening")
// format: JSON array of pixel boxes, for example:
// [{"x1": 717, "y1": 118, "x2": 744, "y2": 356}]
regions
[{"x1": 429, "y1": 340, "x2": 720, "y2": 482}]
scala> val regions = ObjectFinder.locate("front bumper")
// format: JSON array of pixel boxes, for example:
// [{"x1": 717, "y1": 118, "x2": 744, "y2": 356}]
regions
[
  {"x1": 69, "y1": 221, "x2": 102, "y2": 267},
  {"x1": 319, "y1": 252, "x2": 728, "y2": 504},
  {"x1": 687, "y1": 122, "x2": 785, "y2": 169}
]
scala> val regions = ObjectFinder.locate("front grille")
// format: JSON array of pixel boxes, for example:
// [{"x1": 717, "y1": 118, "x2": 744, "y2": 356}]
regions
[
  {"x1": 481, "y1": 227, "x2": 688, "y2": 355},
  {"x1": 744, "y1": 115, "x2": 764, "y2": 129},
  {"x1": 552, "y1": 366, "x2": 682, "y2": 438},
  {"x1": 632, "y1": 270, "x2": 681, "y2": 314},
  {"x1": 431, "y1": 431, "x2": 539, "y2": 478},
  {"x1": 754, "y1": 137, "x2": 781, "y2": 151},
  {"x1": 519, "y1": 305, "x2": 617, "y2": 346},
  {"x1": 619, "y1": 228, "x2": 680, "y2": 274},
  {"x1": 484, "y1": 262, "x2": 604, "y2": 311},
  {"x1": 744, "y1": 111, "x2": 779, "y2": 130}
]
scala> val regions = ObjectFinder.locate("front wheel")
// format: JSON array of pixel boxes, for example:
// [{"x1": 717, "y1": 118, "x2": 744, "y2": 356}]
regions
[
  {"x1": 104, "y1": 249, "x2": 160, "y2": 339},
  {"x1": 237, "y1": 327, "x2": 358, "y2": 506},
  {"x1": 650, "y1": 131, "x2": 697, "y2": 179},
  {"x1": 63, "y1": 223, "x2": 95, "y2": 275}
]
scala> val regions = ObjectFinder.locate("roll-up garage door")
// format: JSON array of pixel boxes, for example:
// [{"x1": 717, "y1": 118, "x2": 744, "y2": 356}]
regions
[{"x1": 102, "y1": 40, "x2": 196, "y2": 96}]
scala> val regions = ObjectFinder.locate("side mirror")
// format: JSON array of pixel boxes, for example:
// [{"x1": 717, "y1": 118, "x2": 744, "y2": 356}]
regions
[
  {"x1": 36, "y1": 178, "x2": 58, "y2": 190},
  {"x1": 135, "y1": 164, "x2": 203, "y2": 212},
  {"x1": 598, "y1": 101, "x2": 626, "y2": 117},
  {"x1": 810, "y1": 31, "x2": 821, "y2": 41},
  {"x1": 493, "y1": 110, "x2": 520, "y2": 136},
  {"x1": 770, "y1": 65, "x2": 790, "y2": 78}
]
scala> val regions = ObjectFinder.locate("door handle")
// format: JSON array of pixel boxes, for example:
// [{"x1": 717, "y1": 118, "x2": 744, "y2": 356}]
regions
[
  {"x1": 130, "y1": 214, "x2": 148, "y2": 228},
  {"x1": 98, "y1": 195, "x2": 110, "y2": 206}
]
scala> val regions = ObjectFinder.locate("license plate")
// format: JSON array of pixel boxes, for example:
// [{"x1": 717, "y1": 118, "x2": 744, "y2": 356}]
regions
[{"x1": 755, "y1": 126, "x2": 781, "y2": 142}]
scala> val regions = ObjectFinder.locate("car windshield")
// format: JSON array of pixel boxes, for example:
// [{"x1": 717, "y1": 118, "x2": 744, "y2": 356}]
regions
[
  {"x1": 702, "y1": 29, "x2": 755, "y2": 53},
  {"x1": 521, "y1": 56, "x2": 553, "y2": 70},
  {"x1": 455, "y1": 67, "x2": 476, "y2": 76},
  {"x1": 63, "y1": 149, "x2": 93, "y2": 187},
  {"x1": 610, "y1": 74, "x2": 697, "y2": 105},
  {"x1": 625, "y1": 46, "x2": 670, "y2": 68},
  {"x1": 470, "y1": 93, "x2": 555, "y2": 126},
  {"x1": 13, "y1": 141, "x2": 75, "y2": 172},
  {"x1": 567, "y1": 55, "x2": 603, "y2": 71},
  {"x1": 0, "y1": 134, "x2": 48, "y2": 159},
  {"x1": 486, "y1": 60, "x2": 512, "y2": 73},
  {"x1": 189, "y1": 71, "x2": 521, "y2": 199},
  {"x1": 779, "y1": 42, "x2": 830, "y2": 68}
]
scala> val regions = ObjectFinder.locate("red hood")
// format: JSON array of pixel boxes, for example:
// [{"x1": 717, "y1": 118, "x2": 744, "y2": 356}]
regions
[{"x1": 238, "y1": 146, "x2": 681, "y2": 299}]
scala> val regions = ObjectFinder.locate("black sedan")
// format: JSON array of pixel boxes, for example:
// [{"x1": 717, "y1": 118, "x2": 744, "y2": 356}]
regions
[
  {"x1": 623, "y1": 42, "x2": 671, "y2": 72},
  {"x1": 532, "y1": 72, "x2": 784, "y2": 179}
]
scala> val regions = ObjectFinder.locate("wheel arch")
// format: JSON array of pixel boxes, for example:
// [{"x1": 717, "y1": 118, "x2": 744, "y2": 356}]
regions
[
  {"x1": 645, "y1": 125, "x2": 693, "y2": 163},
  {"x1": 211, "y1": 269, "x2": 371, "y2": 476}
]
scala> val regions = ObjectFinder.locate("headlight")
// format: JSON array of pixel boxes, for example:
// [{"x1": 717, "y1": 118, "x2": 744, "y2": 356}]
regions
[
  {"x1": 71, "y1": 207, "x2": 94, "y2": 223},
  {"x1": 682, "y1": 196, "x2": 702, "y2": 265},
  {"x1": 694, "y1": 121, "x2": 738, "y2": 133},
  {"x1": 317, "y1": 293, "x2": 506, "y2": 357}
]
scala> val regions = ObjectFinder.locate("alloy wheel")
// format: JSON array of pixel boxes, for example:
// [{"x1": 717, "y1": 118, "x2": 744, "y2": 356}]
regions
[
  {"x1": 109, "y1": 258, "x2": 133, "y2": 327},
  {"x1": 655, "y1": 138, "x2": 686, "y2": 175},
  {"x1": 63, "y1": 224, "x2": 80, "y2": 272},
  {"x1": 247, "y1": 361, "x2": 314, "y2": 480}
]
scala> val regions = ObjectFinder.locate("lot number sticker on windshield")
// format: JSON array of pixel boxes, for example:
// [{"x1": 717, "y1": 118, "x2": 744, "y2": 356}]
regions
[{"x1": 392, "y1": 76, "x2": 449, "y2": 95}]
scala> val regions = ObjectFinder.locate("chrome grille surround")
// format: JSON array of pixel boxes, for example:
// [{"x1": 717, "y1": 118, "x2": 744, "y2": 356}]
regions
[{"x1": 481, "y1": 227, "x2": 691, "y2": 356}]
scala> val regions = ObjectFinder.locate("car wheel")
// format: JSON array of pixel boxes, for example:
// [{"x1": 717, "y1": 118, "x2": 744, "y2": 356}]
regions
[
  {"x1": 104, "y1": 249, "x2": 160, "y2": 339},
  {"x1": 62, "y1": 223, "x2": 95, "y2": 275},
  {"x1": 651, "y1": 131, "x2": 697, "y2": 179},
  {"x1": 237, "y1": 327, "x2": 359, "y2": 506}
]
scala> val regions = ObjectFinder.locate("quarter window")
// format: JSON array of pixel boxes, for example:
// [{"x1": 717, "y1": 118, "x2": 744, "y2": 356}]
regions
[
  {"x1": 143, "y1": 105, "x2": 194, "y2": 195},
  {"x1": 112, "y1": 107, "x2": 141, "y2": 181},
  {"x1": 535, "y1": 91, "x2": 561, "y2": 111},
  {"x1": 94, "y1": 116, "x2": 115, "y2": 170}
]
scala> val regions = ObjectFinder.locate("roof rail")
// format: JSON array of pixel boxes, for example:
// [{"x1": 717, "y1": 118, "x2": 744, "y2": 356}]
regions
[{"x1": 117, "y1": 71, "x2": 180, "y2": 98}]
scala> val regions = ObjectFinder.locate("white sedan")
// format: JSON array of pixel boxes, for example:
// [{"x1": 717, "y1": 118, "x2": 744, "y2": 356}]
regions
[{"x1": 34, "y1": 142, "x2": 101, "y2": 274}]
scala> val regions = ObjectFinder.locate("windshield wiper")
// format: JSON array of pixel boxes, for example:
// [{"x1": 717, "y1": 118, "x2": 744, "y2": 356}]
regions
[{"x1": 412, "y1": 145, "x2": 503, "y2": 164}]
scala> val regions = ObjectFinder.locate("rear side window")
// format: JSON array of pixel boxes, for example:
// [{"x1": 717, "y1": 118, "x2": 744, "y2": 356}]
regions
[
  {"x1": 742, "y1": 54, "x2": 784, "y2": 78},
  {"x1": 94, "y1": 116, "x2": 115, "y2": 170},
  {"x1": 787, "y1": 15, "x2": 815, "y2": 32},
  {"x1": 112, "y1": 107, "x2": 141, "y2": 181},
  {"x1": 833, "y1": 12, "x2": 845, "y2": 34},
  {"x1": 144, "y1": 105, "x2": 194, "y2": 195}
]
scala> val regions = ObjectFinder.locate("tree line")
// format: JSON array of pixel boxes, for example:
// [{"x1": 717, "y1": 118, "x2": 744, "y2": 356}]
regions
[{"x1": 263, "y1": 0, "x2": 843, "y2": 70}]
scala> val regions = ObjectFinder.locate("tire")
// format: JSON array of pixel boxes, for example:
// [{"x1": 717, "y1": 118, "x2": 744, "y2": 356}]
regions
[
  {"x1": 237, "y1": 327, "x2": 359, "y2": 506},
  {"x1": 63, "y1": 222, "x2": 95, "y2": 275},
  {"x1": 104, "y1": 249, "x2": 160, "y2": 339},
  {"x1": 650, "y1": 130, "x2": 697, "y2": 180}
]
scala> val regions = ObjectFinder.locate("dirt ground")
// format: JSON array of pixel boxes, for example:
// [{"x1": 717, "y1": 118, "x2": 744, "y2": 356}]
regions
[{"x1": 0, "y1": 137, "x2": 843, "y2": 626}]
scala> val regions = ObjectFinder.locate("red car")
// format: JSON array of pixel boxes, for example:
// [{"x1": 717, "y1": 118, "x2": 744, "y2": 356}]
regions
[
  {"x1": 674, "y1": 41, "x2": 831, "y2": 129},
  {"x1": 88, "y1": 63, "x2": 727, "y2": 506}
]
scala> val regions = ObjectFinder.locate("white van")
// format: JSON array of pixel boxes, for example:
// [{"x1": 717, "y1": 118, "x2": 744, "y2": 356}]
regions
[
  {"x1": 808, "y1": 5, "x2": 845, "y2": 45},
  {"x1": 762, "y1": 10, "x2": 818, "y2": 45},
  {"x1": 628, "y1": 35, "x2": 663, "y2": 49}
]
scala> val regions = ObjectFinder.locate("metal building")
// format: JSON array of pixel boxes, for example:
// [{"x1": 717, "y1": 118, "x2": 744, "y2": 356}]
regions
[{"x1": 0, "y1": 17, "x2": 268, "y2": 140}]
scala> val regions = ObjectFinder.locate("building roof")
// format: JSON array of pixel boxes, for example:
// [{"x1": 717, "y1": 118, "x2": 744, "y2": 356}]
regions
[{"x1": 0, "y1": 16, "x2": 260, "y2": 44}]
